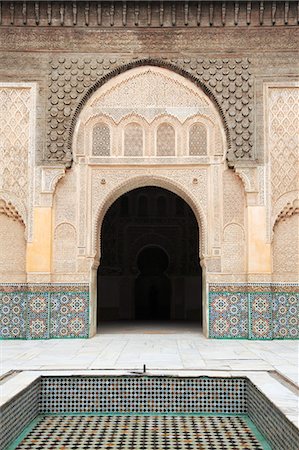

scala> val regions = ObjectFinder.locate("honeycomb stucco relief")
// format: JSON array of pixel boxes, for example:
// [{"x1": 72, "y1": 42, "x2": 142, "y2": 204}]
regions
[{"x1": 47, "y1": 56, "x2": 254, "y2": 164}]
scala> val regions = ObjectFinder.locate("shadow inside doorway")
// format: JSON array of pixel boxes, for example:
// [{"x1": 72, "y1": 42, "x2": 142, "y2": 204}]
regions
[{"x1": 97, "y1": 321, "x2": 203, "y2": 335}]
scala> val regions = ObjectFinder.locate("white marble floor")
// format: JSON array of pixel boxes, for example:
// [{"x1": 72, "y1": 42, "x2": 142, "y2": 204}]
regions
[{"x1": 1, "y1": 322, "x2": 298, "y2": 388}]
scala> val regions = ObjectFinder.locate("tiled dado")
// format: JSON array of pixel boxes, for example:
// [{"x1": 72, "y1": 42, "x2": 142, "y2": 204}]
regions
[
  {"x1": 1, "y1": 376, "x2": 299, "y2": 450},
  {"x1": 40, "y1": 376, "x2": 246, "y2": 414},
  {"x1": 209, "y1": 283, "x2": 299, "y2": 339},
  {"x1": 0, "y1": 284, "x2": 89, "y2": 339}
]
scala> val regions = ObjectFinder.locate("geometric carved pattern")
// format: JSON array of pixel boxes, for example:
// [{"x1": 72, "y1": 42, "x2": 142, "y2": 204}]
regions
[
  {"x1": 0, "y1": 284, "x2": 89, "y2": 339},
  {"x1": 124, "y1": 122, "x2": 143, "y2": 156},
  {"x1": 157, "y1": 123, "x2": 175, "y2": 156},
  {"x1": 0, "y1": 87, "x2": 31, "y2": 203},
  {"x1": 0, "y1": 213, "x2": 26, "y2": 281},
  {"x1": 53, "y1": 223, "x2": 77, "y2": 273},
  {"x1": 269, "y1": 88, "x2": 299, "y2": 206},
  {"x1": 273, "y1": 213, "x2": 299, "y2": 276},
  {"x1": 223, "y1": 169, "x2": 245, "y2": 226},
  {"x1": 189, "y1": 123, "x2": 207, "y2": 155},
  {"x1": 222, "y1": 224, "x2": 245, "y2": 273},
  {"x1": 209, "y1": 293, "x2": 248, "y2": 339},
  {"x1": 92, "y1": 123, "x2": 110, "y2": 156},
  {"x1": 47, "y1": 58, "x2": 253, "y2": 163}
]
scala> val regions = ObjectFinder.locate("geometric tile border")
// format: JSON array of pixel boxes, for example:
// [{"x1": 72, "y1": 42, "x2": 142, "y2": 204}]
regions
[
  {"x1": 0, "y1": 284, "x2": 89, "y2": 339},
  {"x1": 40, "y1": 376, "x2": 247, "y2": 415},
  {"x1": 209, "y1": 283, "x2": 299, "y2": 340},
  {"x1": 0, "y1": 291, "x2": 27, "y2": 339},
  {"x1": 1, "y1": 282, "x2": 298, "y2": 340},
  {"x1": 27, "y1": 293, "x2": 50, "y2": 339},
  {"x1": 249, "y1": 293, "x2": 273, "y2": 340},
  {"x1": 273, "y1": 293, "x2": 299, "y2": 339},
  {"x1": 50, "y1": 291, "x2": 89, "y2": 338},
  {"x1": 209, "y1": 292, "x2": 248, "y2": 339}
]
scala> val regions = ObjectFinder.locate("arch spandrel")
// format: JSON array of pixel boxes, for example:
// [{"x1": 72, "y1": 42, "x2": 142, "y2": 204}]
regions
[{"x1": 72, "y1": 65, "x2": 227, "y2": 162}]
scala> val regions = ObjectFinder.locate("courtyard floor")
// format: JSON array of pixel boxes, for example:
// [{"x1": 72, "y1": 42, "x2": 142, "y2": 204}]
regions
[
  {"x1": 1, "y1": 321, "x2": 298, "y2": 387},
  {"x1": 1, "y1": 322, "x2": 298, "y2": 431}
]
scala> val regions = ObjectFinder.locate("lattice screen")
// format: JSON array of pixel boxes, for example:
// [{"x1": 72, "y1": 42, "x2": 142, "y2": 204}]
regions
[
  {"x1": 157, "y1": 124, "x2": 175, "y2": 156},
  {"x1": 92, "y1": 123, "x2": 110, "y2": 156},
  {"x1": 189, "y1": 123, "x2": 207, "y2": 156},
  {"x1": 124, "y1": 123, "x2": 143, "y2": 156}
]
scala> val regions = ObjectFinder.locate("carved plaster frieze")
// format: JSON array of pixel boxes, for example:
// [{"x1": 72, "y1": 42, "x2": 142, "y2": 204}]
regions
[
  {"x1": 235, "y1": 167, "x2": 258, "y2": 193},
  {"x1": 41, "y1": 167, "x2": 66, "y2": 193},
  {"x1": 46, "y1": 57, "x2": 254, "y2": 165}
]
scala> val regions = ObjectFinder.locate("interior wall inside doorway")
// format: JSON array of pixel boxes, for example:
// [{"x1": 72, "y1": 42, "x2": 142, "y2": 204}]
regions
[{"x1": 97, "y1": 187, "x2": 202, "y2": 325}]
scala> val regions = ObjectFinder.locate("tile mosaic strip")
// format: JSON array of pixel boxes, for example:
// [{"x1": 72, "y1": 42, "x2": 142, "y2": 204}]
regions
[
  {"x1": 273, "y1": 293, "x2": 298, "y2": 339},
  {"x1": 209, "y1": 292, "x2": 248, "y2": 338},
  {"x1": 247, "y1": 380, "x2": 299, "y2": 450},
  {"x1": 0, "y1": 284, "x2": 89, "y2": 339},
  {"x1": 27, "y1": 293, "x2": 50, "y2": 339},
  {"x1": 209, "y1": 283, "x2": 299, "y2": 293},
  {"x1": 9, "y1": 414, "x2": 267, "y2": 450},
  {"x1": 40, "y1": 376, "x2": 247, "y2": 414},
  {"x1": 50, "y1": 291, "x2": 89, "y2": 338},
  {"x1": 209, "y1": 283, "x2": 299, "y2": 339},
  {"x1": 249, "y1": 293, "x2": 273, "y2": 340},
  {"x1": 0, "y1": 291, "x2": 27, "y2": 339},
  {"x1": 0, "y1": 380, "x2": 40, "y2": 450}
]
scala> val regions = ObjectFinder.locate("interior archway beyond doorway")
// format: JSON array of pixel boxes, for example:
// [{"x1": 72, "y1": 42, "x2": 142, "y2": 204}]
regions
[{"x1": 97, "y1": 186, "x2": 202, "y2": 328}]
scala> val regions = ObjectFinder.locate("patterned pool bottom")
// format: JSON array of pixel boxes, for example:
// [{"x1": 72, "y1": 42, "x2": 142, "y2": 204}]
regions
[{"x1": 11, "y1": 415, "x2": 268, "y2": 450}]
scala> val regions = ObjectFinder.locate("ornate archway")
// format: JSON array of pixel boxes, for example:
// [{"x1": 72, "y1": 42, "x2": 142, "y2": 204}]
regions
[{"x1": 97, "y1": 186, "x2": 203, "y2": 327}]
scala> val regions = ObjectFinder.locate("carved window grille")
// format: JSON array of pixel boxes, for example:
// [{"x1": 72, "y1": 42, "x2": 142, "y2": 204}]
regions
[
  {"x1": 92, "y1": 123, "x2": 110, "y2": 156},
  {"x1": 189, "y1": 123, "x2": 207, "y2": 156},
  {"x1": 157, "y1": 123, "x2": 175, "y2": 156},
  {"x1": 124, "y1": 122, "x2": 143, "y2": 156}
]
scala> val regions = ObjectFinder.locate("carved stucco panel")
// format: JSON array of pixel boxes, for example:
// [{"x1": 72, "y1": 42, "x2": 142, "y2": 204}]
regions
[
  {"x1": 273, "y1": 213, "x2": 299, "y2": 278},
  {"x1": 223, "y1": 169, "x2": 245, "y2": 227},
  {"x1": 222, "y1": 223, "x2": 245, "y2": 274},
  {"x1": 0, "y1": 83, "x2": 36, "y2": 239},
  {"x1": 0, "y1": 213, "x2": 26, "y2": 281},
  {"x1": 265, "y1": 84, "x2": 299, "y2": 231},
  {"x1": 47, "y1": 57, "x2": 254, "y2": 164},
  {"x1": 53, "y1": 169, "x2": 77, "y2": 227}
]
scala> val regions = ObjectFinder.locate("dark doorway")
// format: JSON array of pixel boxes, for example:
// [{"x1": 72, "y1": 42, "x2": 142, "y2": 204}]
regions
[
  {"x1": 135, "y1": 246, "x2": 171, "y2": 320},
  {"x1": 97, "y1": 186, "x2": 202, "y2": 327}
]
